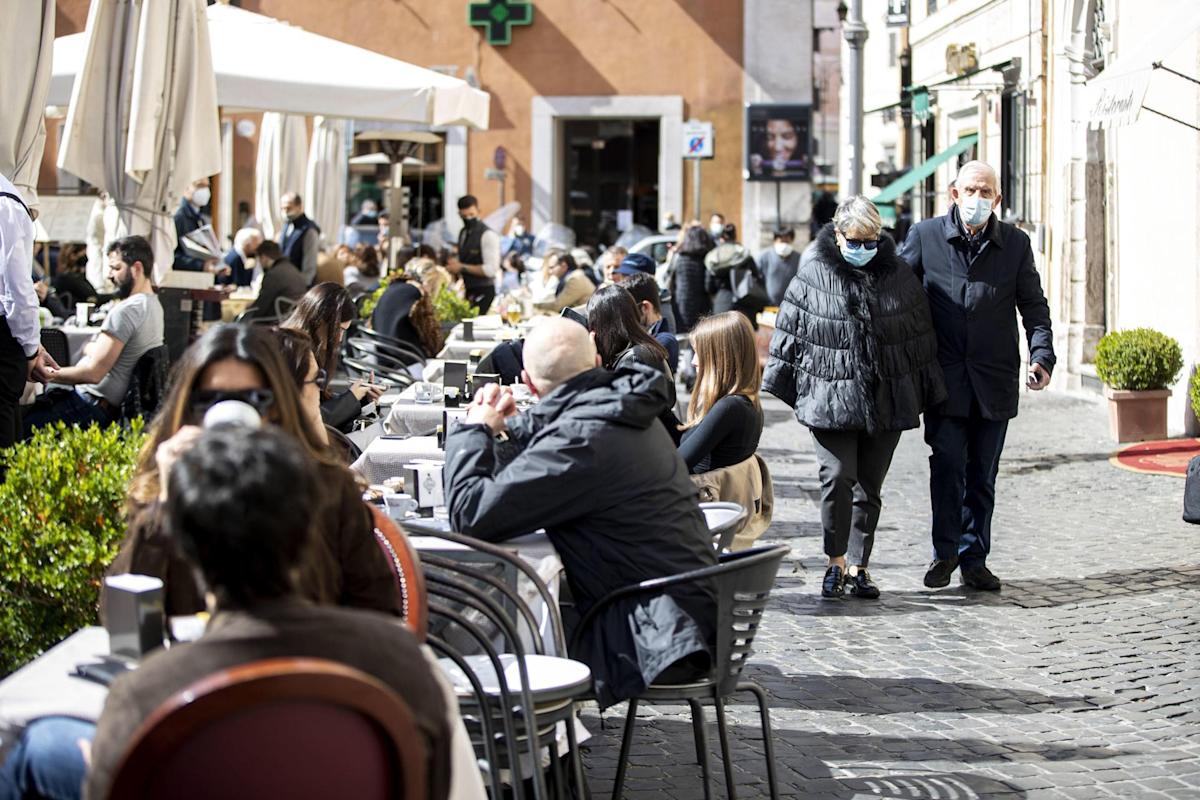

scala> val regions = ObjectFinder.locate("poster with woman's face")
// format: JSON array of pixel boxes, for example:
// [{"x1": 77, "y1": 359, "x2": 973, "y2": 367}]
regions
[{"x1": 746, "y1": 104, "x2": 812, "y2": 181}]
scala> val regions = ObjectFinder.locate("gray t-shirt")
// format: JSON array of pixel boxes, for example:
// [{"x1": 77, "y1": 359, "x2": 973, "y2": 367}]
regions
[{"x1": 81, "y1": 292, "x2": 165, "y2": 405}]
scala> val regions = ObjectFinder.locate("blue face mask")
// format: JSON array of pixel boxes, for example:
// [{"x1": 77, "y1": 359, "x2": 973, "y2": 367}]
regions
[
  {"x1": 839, "y1": 243, "x2": 877, "y2": 267},
  {"x1": 959, "y1": 195, "x2": 993, "y2": 227}
]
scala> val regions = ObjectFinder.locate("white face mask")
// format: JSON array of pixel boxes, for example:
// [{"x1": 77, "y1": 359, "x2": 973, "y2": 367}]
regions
[
  {"x1": 774, "y1": 242, "x2": 794, "y2": 258},
  {"x1": 709, "y1": 223, "x2": 724, "y2": 237},
  {"x1": 958, "y1": 195, "x2": 993, "y2": 227},
  {"x1": 512, "y1": 225, "x2": 525, "y2": 236},
  {"x1": 191, "y1": 187, "x2": 211, "y2": 207}
]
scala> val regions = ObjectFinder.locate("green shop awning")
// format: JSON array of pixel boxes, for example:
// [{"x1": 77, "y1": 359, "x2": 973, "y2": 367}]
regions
[{"x1": 873, "y1": 134, "x2": 979, "y2": 205}]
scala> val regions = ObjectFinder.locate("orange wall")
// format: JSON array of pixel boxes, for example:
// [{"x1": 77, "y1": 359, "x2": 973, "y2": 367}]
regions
[{"x1": 53, "y1": 0, "x2": 746, "y2": 224}]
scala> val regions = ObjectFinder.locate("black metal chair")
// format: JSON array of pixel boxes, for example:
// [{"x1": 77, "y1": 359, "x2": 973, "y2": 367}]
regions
[
  {"x1": 348, "y1": 327, "x2": 429, "y2": 366},
  {"x1": 342, "y1": 355, "x2": 414, "y2": 388},
  {"x1": 570, "y1": 544, "x2": 790, "y2": 800},
  {"x1": 120, "y1": 344, "x2": 171, "y2": 423},
  {"x1": 274, "y1": 295, "x2": 298, "y2": 320},
  {"x1": 39, "y1": 327, "x2": 71, "y2": 367},
  {"x1": 344, "y1": 335, "x2": 427, "y2": 371},
  {"x1": 419, "y1": 531, "x2": 591, "y2": 799}
]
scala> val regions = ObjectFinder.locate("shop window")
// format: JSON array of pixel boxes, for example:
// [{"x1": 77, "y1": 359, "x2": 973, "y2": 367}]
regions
[{"x1": 1001, "y1": 91, "x2": 1029, "y2": 223}]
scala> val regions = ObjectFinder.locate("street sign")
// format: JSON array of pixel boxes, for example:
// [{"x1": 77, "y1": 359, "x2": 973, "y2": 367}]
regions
[
  {"x1": 886, "y1": 0, "x2": 909, "y2": 27},
  {"x1": 493, "y1": 146, "x2": 507, "y2": 170},
  {"x1": 484, "y1": 168, "x2": 506, "y2": 181},
  {"x1": 682, "y1": 121, "x2": 714, "y2": 159}
]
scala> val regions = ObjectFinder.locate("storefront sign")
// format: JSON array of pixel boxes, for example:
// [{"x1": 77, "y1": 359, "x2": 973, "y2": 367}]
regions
[
  {"x1": 886, "y1": 0, "x2": 909, "y2": 27},
  {"x1": 468, "y1": 0, "x2": 534, "y2": 46},
  {"x1": 682, "y1": 121, "x2": 714, "y2": 159}
]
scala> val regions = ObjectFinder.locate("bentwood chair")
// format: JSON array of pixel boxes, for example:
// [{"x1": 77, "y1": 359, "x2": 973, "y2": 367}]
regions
[
  {"x1": 570, "y1": 544, "x2": 790, "y2": 800},
  {"x1": 106, "y1": 658, "x2": 429, "y2": 800},
  {"x1": 368, "y1": 505, "x2": 428, "y2": 640}
]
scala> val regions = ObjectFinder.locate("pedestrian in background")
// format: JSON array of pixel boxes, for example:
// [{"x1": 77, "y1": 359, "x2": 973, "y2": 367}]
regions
[
  {"x1": 670, "y1": 223, "x2": 715, "y2": 333},
  {"x1": 763, "y1": 195, "x2": 945, "y2": 599},
  {"x1": 758, "y1": 227, "x2": 800, "y2": 307},
  {"x1": 899, "y1": 160, "x2": 1055, "y2": 591}
]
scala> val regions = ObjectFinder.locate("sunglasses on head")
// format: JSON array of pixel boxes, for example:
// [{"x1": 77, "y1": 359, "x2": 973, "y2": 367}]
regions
[
  {"x1": 842, "y1": 238, "x2": 880, "y2": 251},
  {"x1": 190, "y1": 388, "x2": 276, "y2": 419}
]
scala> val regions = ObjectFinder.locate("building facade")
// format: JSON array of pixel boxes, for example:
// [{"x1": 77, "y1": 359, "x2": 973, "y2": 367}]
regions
[
  {"x1": 847, "y1": 0, "x2": 1199, "y2": 434},
  {"x1": 49, "y1": 0, "x2": 834, "y2": 252}
]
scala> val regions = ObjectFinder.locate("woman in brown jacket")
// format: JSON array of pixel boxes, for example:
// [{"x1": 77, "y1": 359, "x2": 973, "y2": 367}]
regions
[{"x1": 107, "y1": 324, "x2": 399, "y2": 617}]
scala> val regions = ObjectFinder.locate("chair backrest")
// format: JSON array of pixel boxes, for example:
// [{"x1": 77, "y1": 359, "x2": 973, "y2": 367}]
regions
[
  {"x1": 120, "y1": 344, "x2": 171, "y2": 422},
  {"x1": 325, "y1": 423, "x2": 363, "y2": 463},
  {"x1": 569, "y1": 544, "x2": 789, "y2": 696},
  {"x1": 353, "y1": 327, "x2": 430, "y2": 364},
  {"x1": 40, "y1": 327, "x2": 70, "y2": 367},
  {"x1": 367, "y1": 505, "x2": 428, "y2": 641},
  {"x1": 107, "y1": 658, "x2": 428, "y2": 800},
  {"x1": 343, "y1": 355, "x2": 414, "y2": 388},
  {"x1": 274, "y1": 295, "x2": 298, "y2": 320},
  {"x1": 710, "y1": 545, "x2": 788, "y2": 694},
  {"x1": 345, "y1": 337, "x2": 424, "y2": 370},
  {"x1": 700, "y1": 501, "x2": 748, "y2": 552}
]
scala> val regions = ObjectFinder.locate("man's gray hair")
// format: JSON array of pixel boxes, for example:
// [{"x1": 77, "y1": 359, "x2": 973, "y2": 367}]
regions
[
  {"x1": 233, "y1": 227, "x2": 263, "y2": 251},
  {"x1": 523, "y1": 317, "x2": 597, "y2": 394},
  {"x1": 954, "y1": 160, "x2": 998, "y2": 189},
  {"x1": 833, "y1": 194, "x2": 882, "y2": 237}
]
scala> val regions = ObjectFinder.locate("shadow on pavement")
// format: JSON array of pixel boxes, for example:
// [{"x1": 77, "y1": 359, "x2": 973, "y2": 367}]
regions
[
  {"x1": 741, "y1": 664, "x2": 1101, "y2": 715},
  {"x1": 578, "y1": 713, "x2": 1127, "y2": 798},
  {"x1": 1000, "y1": 450, "x2": 1116, "y2": 476}
]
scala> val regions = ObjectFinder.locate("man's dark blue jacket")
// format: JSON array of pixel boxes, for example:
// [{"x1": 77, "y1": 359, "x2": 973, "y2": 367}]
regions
[{"x1": 898, "y1": 206, "x2": 1055, "y2": 421}]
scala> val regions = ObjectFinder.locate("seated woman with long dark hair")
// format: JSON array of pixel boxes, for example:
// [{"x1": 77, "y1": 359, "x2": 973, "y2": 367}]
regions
[
  {"x1": 678, "y1": 311, "x2": 764, "y2": 473},
  {"x1": 586, "y1": 283, "x2": 681, "y2": 442},
  {"x1": 109, "y1": 323, "x2": 399, "y2": 617},
  {"x1": 281, "y1": 282, "x2": 383, "y2": 432}
]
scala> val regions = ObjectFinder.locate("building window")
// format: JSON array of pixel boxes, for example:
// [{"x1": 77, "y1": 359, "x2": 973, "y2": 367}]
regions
[
  {"x1": 888, "y1": 33, "x2": 898, "y2": 67},
  {"x1": 927, "y1": 0, "x2": 938, "y2": 14},
  {"x1": 1001, "y1": 91, "x2": 1029, "y2": 223}
]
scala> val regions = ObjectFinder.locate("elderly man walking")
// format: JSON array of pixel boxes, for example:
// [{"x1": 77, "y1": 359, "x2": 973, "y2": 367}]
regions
[{"x1": 899, "y1": 161, "x2": 1055, "y2": 591}]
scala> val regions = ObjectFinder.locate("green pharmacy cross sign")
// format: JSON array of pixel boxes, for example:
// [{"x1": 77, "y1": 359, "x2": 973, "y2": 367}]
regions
[{"x1": 468, "y1": 0, "x2": 533, "y2": 46}]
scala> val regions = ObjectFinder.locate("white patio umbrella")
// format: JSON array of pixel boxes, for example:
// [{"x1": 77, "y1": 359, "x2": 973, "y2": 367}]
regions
[
  {"x1": 304, "y1": 116, "x2": 348, "y2": 249},
  {"x1": 0, "y1": 1, "x2": 54, "y2": 211},
  {"x1": 50, "y1": 4, "x2": 490, "y2": 129},
  {"x1": 254, "y1": 112, "x2": 308, "y2": 241},
  {"x1": 57, "y1": 0, "x2": 221, "y2": 282}
]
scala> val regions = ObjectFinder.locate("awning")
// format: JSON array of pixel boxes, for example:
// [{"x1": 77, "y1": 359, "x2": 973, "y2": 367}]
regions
[
  {"x1": 49, "y1": 4, "x2": 490, "y2": 129},
  {"x1": 1083, "y1": 0, "x2": 1200, "y2": 130},
  {"x1": 873, "y1": 134, "x2": 979, "y2": 206}
]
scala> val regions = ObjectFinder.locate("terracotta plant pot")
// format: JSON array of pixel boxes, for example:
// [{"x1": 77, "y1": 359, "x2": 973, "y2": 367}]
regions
[{"x1": 1104, "y1": 388, "x2": 1171, "y2": 443}]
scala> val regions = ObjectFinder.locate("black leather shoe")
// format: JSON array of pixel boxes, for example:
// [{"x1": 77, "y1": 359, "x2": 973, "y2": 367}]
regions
[
  {"x1": 847, "y1": 568, "x2": 880, "y2": 599},
  {"x1": 924, "y1": 557, "x2": 959, "y2": 588},
  {"x1": 821, "y1": 565, "x2": 845, "y2": 598},
  {"x1": 961, "y1": 564, "x2": 1002, "y2": 591}
]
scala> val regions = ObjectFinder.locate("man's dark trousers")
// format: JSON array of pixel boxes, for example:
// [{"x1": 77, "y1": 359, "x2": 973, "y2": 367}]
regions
[
  {"x1": 925, "y1": 400, "x2": 1008, "y2": 568},
  {"x1": 0, "y1": 317, "x2": 28, "y2": 449}
]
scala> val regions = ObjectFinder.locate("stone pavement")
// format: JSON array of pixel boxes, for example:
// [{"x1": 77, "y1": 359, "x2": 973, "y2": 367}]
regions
[{"x1": 578, "y1": 389, "x2": 1200, "y2": 799}]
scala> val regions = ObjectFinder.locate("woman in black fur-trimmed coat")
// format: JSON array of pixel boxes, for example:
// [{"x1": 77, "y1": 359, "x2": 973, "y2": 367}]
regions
[{"x1": 762, "y1": 196, "x2": 946, "y2": 600}]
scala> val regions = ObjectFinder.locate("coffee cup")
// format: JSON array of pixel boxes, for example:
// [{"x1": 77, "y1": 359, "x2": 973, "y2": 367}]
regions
[
  {"x1": 383, "y1": 491, "x2": 418, "y2": 520},
  {"x1": 75, "y1": 302, "x2": 93, "y2": 327}
]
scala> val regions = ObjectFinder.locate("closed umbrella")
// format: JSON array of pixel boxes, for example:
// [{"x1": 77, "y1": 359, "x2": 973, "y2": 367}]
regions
[
  {"x1": 0, "y1": 1, "x2": 54, "y2": 211},
  {"x1": 304, "y1": 116, "x2": 347, "y2": 249},
  {"x1": 58, "y1": 0, "x2": 221, "y2": 282},
  {"x1": 254, "y1": 112, "x2": 308, "y2": 241}
]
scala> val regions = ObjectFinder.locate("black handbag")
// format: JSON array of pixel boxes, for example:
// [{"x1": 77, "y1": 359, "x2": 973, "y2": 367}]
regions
[
  {"x1": 1184, "y1": 455, "x2": 1200, "y2": 524},
  {"x1": 729, "y1": 263, "x2": 771, "y2": 313}
]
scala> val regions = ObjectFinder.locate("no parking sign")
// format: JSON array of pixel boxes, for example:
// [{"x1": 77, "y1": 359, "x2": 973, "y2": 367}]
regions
[{"x1": 682, "y1": 121, "x2": 714, "y2": 159}]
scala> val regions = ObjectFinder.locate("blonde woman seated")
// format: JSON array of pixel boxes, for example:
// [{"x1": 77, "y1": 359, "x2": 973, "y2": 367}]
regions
[{"x1": 678, "y1": 312, "x2": 764, "y2": 474}]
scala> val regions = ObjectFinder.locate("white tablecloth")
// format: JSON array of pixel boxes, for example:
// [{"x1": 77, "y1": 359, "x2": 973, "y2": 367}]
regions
[
  {"x1": 0, "y1": 627, "x2": 109, "y2": 727},
  {"x1": 351, "y1": 435, "x2": 444, "y2": 484},
  {"x1": 56, "y1": 324, "x2": 103, "y2": 365},
  {"x1": 383, "y1": 384, "x2": 446, "y2": 437}
]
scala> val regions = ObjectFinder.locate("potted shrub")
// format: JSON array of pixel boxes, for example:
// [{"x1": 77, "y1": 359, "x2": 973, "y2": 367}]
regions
[
  {"x1": 432, "y1": 285, "x2": 480, "y2": 338},
  {"x1": 1094, "y1": 328, "x2": 1183, "y2": 442},
  {"x1": 1191, "y1": 368, "x2": 1200, "y2": 425},
  {"x1": 0, "y1": 420, "x2": 145, "y2": 675}
]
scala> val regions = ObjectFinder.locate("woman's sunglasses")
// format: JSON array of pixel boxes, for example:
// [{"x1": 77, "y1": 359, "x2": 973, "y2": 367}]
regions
[
  {"x1": 843, "y1": 238, "x2": 880, "y2": 251},
  {"x1": 190, "y1": 388, "x2": 276, "y2": 418},
  {"x1": 305, "y1": 369, "x2": 328, "y2": 387}
]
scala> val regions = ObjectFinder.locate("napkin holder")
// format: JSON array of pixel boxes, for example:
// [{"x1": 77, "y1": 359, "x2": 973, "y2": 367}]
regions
[
  {"x1": 468, "y1": 373, "x2": 500, "y2": 397},
  {"x1": 104, "y1": 574, "x2": 166, "y2": 659},
  {"x1": 461, "y1": 319, "x2": 474, "y2": 341},
  {"x1": 402, "y1": 460, "x2": 445, "y2": 510}
]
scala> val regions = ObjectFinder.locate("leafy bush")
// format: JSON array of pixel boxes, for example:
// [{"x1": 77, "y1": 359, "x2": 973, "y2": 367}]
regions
[
  {"x1": 1191, "y1": 368, "x2": 1200, "y2": 421},
  {"x1": 1094, "y1": 328, "x2": 1183, "y2": 391},
  {"x1": 0, "y1": 420, "x2": 145, "y2": 675},
  {"x1": 432, "y1": 284, "x2": 479, "y2": 324},
  {"x1": 359, "y1": 272, "x2": 394, "y2": 321}
]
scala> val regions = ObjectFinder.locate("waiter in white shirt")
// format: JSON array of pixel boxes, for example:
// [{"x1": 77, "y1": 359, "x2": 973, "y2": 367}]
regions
[{"x1": 0, "y1": 173, "x2": 57, "y2": 449}]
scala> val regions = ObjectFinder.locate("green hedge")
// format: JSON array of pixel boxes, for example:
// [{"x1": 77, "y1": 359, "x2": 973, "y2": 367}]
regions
[
  {"x1": 1191, "y1": 368, "x2": 1200, "y2": 421},
  {"x1": 0, "y1": 420, "x2": 145, "y2": 675},
  {"x1": 1094, "y1": 328, "x2": 1183, "y2": 391}
]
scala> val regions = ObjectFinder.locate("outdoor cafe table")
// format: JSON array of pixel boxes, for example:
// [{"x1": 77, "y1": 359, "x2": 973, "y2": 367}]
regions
[
  {"x1": 56, "y1": 323, "x2": 104, "y2": 365},
  {"x1": 351, "y1": 434, "x2": 444, "y2": 484},
  {"x1": 381, "y1": 383, "x2": 445, "y2": 437}
]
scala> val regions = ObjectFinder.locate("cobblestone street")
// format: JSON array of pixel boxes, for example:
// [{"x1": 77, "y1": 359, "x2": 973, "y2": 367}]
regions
[{"x1": 581, "y1": 389, "x2": 1200, "y2": 799}]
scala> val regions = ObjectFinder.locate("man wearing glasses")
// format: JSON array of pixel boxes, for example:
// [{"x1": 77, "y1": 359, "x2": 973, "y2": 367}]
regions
[
  {"x1": 899, "y1": 160, "x2": 1055, "y2": 592},
  {"x1": 21, "y1": 235, "x2": 163, "y2": 436}
]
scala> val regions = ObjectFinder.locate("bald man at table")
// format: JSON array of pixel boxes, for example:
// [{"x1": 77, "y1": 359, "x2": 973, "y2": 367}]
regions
[{"x1": 442, "y1": 317, "x2": 716, "y2": 709}]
